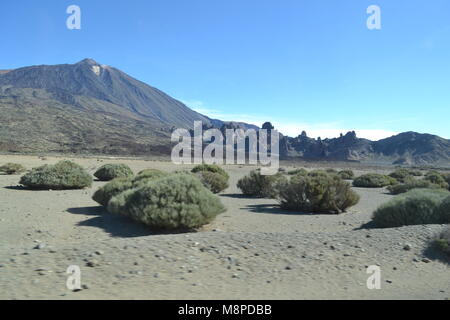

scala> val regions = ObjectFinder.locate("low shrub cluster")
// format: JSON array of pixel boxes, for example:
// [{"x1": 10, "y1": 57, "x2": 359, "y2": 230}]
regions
[
  {"x1": 191, "y1": 164, "x2": 230, "y2": 194},
  {"x1": 424, "y1": 171, "x2": 449, "y2": 189},
  {"x1": 191, "y1": 164, "x2": 229, "y2": 179},
  {"x1": 237, "y1": 170, "x2": 286, "y2": 198},
  {"x1": 287, "y1": 168, "x2": 308, "y2": 176},
  {"x1": 93, "y1": 169, "x2": 169, "y2": 206},
  {"x1": 196, "y1": 171, "x2": 229, "y2": 194},
  {"x1": 276, "y1": 173, "x2": 360, "y2": 214},
  {"x1": 93, "y1": 171, "x2": 226, "y2": 229},
  {"x1": 94, "y1": 164, "x2": 133, "y2": 181},
  {"x1": 372, "y1": 189, "x2": 450, "y2": 228},
  {"x1": 353, "y1": 173, "x2": 397, "y2": 188},
  {"x1": 387, "y1": 178, "x2": 442, "y2": 195},
  {"x1": 107, "y1": 174, "x2": 226, "y2": 229},
  {"x1": 389, "y1": 168, "x2": 414, "y2": 183},
  {"x1": 20, "y1": 160, "x2": 92, "y2": 190},
  {"x1": 0, "y1": 163, "x2": 26, "y2": 175},
  {"x1": 337, "y1": 170, "x2": 355, "y2": 180}
]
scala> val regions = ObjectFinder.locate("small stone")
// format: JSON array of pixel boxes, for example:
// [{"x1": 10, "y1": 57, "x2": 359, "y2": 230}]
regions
[
  {"x1": 386, "y1": 280, "x2": 393, "y2": 284},
  {"x1": 34, "y1": 243, "x2": 47, "y2": 250},
  {"x1": 95, "y1": 250, "x2": 104, "y2": 256},
  {"x1": 232, "y1": 274, "x2": 239, "y2": 279},
  {"x1": 285, "y1": 266, "x2": 292, "y2": 270},
  {"x1": 82, "y1": 284, "x2": 89, "y2": 290},
  {"x1": 422, "y1": 258, "x2": 431, "y2": 263},
  {"x1": 403, "y1": 244, "x2": 412, "y2": 251},
  {"x1": 86, "y1": 259, "x2": 100, "y2": 267}
]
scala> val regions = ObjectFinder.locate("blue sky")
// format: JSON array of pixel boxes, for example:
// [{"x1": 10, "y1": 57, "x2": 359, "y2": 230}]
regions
[{"x1": 1, "y1": 0, "x2": 450, "y2": 140}]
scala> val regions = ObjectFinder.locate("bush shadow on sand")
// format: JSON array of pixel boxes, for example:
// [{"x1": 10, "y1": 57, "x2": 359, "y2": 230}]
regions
[
  {"x1": 422, "y1": 243, "x2": 450, "y2": 265},
  {"x1": 67, "y1": 206, "x2": 193, "y2": 238},
  {"x1": 245, "y1": 203, "x2": 320, "y2": 216}
]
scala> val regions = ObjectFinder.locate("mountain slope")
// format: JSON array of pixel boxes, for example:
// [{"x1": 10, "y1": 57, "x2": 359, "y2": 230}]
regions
[{"x1": 0, "y1": 58, "x2": 211, "y2": 129}]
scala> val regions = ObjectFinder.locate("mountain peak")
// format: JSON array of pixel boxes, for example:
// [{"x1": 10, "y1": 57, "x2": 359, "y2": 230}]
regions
[{"x1": 77, "y1": 58, "x2": 100, "y2": 66}]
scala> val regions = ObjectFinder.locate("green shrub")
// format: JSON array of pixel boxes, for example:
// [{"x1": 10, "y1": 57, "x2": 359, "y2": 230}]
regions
[
  {"x1": 424, "y1": 171, "x2": 449, "y2": 189},
  {"x1": 408, "y1": 169, "x2": 424, "y2": 177},
  {"x1": 20, "y1": 160, "x2": 92, "y2": 190},
  {"x1": 353, "y1": 173, "x2": 397, "y2": 188},
  {"x1": 389, "y1": 169, "x2": 413, "y2": 183},
  {"x1": 435, "y1": 227, "x2": 450, "y2": 256},
  {"x1": 338, "y1": 170, "x2": 355, "y2": 180},
  {"x1": 92, "y1": 177, "x2": 134, "y2": 207},
  {"x1": 196, "y1": 171, "x2": 229, "y2": 194},
  {"x1": 94, "y1": 164, "x2": 133, "y2": 181},
  {"x1": 133, "y1": 169, "x2": 170, "y2": 183},
  {"x1": 308, "y1": 170, "x2": 334, "y2": 178},
  {"x1": 325, "y1": 168, "x2": 338, "y2": 174},
  {"x1": 191, "y1": 164, "x2": 229, "y2": 179},
  {"x1": 387, "y1": 178, "x2": 442, "y2": 195},
  {"x1": 0, "y1": 163, "x2": 26, "y2": 175},
  {"x1": 237, "y1": 170, "x2": 286, "y2": 198},
  {"x1": 276, "y1": 174, "x2": 360, "y2": 214},
  {"x1": 372, "y1": 189, "x2": 450, "y2": 228},
  {"x1": 107, "y1": 174, "x2": 226, "y2": 229},
  {"x1": 287, "y1": 168, "x2": 308, "y2": 176},
  {"x1": 434, "y1": 195, "x2": 450, "y2": 224},
  {"x1": 93, "y1": 169, "x2": 170, "y2": 207}
]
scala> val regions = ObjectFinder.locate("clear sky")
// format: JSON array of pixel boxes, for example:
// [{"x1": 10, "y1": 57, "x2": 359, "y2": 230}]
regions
[{"x1": 1, "y1": 0, "x2": 450, "y2": 140}]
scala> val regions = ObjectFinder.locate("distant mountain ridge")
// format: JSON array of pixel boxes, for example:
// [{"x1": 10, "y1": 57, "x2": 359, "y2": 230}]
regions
[
  {"x1": 0, "y1": 59, "x2": 449, "y2": 165},
  {"x1": 280, "y1": 129, "x2": 450, "y2": 165}
]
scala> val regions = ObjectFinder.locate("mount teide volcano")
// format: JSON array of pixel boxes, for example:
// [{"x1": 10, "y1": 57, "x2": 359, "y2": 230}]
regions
[
  {"x1": 0, "y1": 59, "x2": 222, "y2": 155},
  {"x1": 0, "y1": 59, "x2": 449, "y2": 166}
]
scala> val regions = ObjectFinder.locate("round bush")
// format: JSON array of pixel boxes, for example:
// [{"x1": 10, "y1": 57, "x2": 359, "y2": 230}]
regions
[
  {"x1": 191, "y1": 164, "x2": 229, "y2": 179},
  {"x1": 0, "y1": 163, "x2": 26, "y2": 175},
  {"x1": 92, "y1": 177, "x2": 134, "y2": 207},
  {"x1": 424, "y1": 171, "x2": 449, "y2": 189},
  {"x1": 20, "y1": 160, "x2": 93, "y2": 190},
  {"x1": 197, "y1": 171, "x2": 229, "y2": 194},
  {"x1": 277, "y1": 174, "x2": 360, "y2": 214},
  {"x1": 387, "y1": 178, "x2": 442, "y2": 195},
  {"x1": 434, "y1": 195, "x2": 450, "y2": 224},
  {"x1": 133, "y1": 169, "x2": 170, "y2": 183},
  {"x1": 107, "y1": 174, "x2": 226, "y2": 229},
  {"x1": 237, "y1": 170, "x2": 286, "y2": 198},
  {"x1": 94, "y1": 164, "x2": 133, "y2": 181},
  {"x1": 93, "y1": 169, "x2": 170, "y2": 207},
  {"x1": 389, "y1": 169, "x2": 413, "y2": 183},
  {"x1": 353, "y1": 173, "x2": 397, "y2": 188},
  {"x1": 338, "y1": 170, "x2": 355, "y2": 180},
  {"x1": 372, "y1": 189, "x2": 450, "y2": 228},
  {"x1": 308, "y1": 170, "x2": 335, "y2": 178}
]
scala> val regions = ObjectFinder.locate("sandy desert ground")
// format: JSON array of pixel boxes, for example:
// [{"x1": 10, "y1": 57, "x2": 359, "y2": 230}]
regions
[{"x1": 0, "y1": 155, "x2": 449, "y2": 300}]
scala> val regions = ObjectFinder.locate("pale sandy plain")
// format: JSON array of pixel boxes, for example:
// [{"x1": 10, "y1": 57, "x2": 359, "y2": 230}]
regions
[{"x1": 0, "y1": 155, "x2": 449, "y2": 300}]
